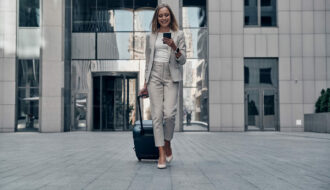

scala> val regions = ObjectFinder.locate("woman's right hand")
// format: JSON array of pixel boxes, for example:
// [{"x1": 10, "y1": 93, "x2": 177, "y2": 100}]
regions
[{"x1": 138, "y1": 85, "x2": 149, "y2": 98}]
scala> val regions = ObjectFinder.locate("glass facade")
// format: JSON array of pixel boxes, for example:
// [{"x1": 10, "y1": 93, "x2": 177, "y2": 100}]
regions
[
  {"x1": 72, "y1": 0, "x2": 155, "y2": 60},
  {"x1": 244, "y1": 0, "x2": 277, "y2": 27},
  {"x1": 72, "y1": 0, "x2": 156, "y2": 32},
  {"x1": 71, "y1": 0, "x2": 157, "y2": 131},
  {"x1": 182, "y1": 0, "x2": 208, "y2": 131},
  {"x1": 16, "y1": 0, "x2": 41, "y2": 132},
  {"x1": 17, "y1": 60, "x2": 40, "y2": 131},
  {"x1": 19, "y1": 0, "x2": 40, "y2": 27}
]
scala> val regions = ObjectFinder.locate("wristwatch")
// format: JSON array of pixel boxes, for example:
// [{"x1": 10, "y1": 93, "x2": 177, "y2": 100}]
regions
[{"x1": 175, "y1": 47, "x2": 180, "y2": 54}]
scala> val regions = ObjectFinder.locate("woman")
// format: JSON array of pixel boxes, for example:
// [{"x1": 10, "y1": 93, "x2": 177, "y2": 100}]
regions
[{"x1": 139, "y1": 3, "x2": 186, "y2": 169}]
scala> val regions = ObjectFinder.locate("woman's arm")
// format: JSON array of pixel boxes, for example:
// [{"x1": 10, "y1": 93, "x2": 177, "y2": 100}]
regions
[{"x1": 174, "y1": 31, "x2": 186, "y2": 65}]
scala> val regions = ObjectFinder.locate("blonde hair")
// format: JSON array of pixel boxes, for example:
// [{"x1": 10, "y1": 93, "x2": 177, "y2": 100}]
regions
[{"x1": 151, "y1": 3, "x2": 179, "y2": 33}]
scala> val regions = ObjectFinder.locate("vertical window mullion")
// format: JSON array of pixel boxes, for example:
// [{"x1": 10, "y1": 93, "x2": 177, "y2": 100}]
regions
[{"x1": 258, "y1": 0, "x2": 261, "y2": 26}]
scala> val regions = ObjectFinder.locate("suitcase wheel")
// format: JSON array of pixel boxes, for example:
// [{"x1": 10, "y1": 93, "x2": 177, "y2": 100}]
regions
[{"x1": 138, "y1": 157, "x2": 142, "y2": 161}]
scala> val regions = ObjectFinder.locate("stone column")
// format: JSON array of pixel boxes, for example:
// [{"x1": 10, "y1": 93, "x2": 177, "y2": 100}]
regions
[
  {"x1": 40, "y1": 0, "x2": 65, "y2": 132},
  {"x1": 0, "y1": 0, "x2": 16, "y2": 132}
]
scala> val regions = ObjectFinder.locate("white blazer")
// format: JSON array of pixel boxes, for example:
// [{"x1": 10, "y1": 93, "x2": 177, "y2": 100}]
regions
[{"x1": 144, "y1": 30, "x2": 186, "y2": 83}]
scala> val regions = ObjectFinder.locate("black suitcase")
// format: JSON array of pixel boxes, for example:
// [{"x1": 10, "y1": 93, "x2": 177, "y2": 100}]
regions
[{"x1": 133, "y1": 95, "x2": 159, "y2": 161}]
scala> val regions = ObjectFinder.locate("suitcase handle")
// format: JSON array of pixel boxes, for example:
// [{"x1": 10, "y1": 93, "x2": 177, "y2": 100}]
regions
[{"x1": 137, "y1": 95, "x2": 148, "y2": 134}]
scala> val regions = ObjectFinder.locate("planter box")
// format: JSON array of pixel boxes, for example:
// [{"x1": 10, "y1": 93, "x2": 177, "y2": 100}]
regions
[{"x1": 304, "y1": 113, "x2": 330, "y2": 133}]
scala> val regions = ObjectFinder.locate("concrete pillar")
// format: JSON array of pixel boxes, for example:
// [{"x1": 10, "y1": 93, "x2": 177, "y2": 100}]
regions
[
  {"x1": 40, "y1": 0, "x2": 65, "y2": 132},
  {"x1": 0, "y1": 0, "x2": 16, "y2": 132}
]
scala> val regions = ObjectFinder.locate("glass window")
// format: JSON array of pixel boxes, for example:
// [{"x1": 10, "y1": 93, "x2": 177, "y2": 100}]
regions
[
  {"x1": 261, "y1": 0, "x2": 277, "y2": 26},
  {"x1": 244, "y1": 0, "x2": 258, "y2": 26},
  {"x1": 264, "y1": 95, "x2": 274, "y2": 115},
  {"x1": 134, "y1": 9, "x2": 154, "y2": 31},
  {"x1": 133, "y1": 32, "x2": 148, "y2": 59},
  {"x1": 72, "y1": 0, "x2": 97, "y2": 32},
  {"x1": 183, "y1": 28, "x2": 208, "y2": 59},
  {"x1": 17, "y1": 60, "x2": 40, "y2": 132},
  {"x1": 244, "y1": 66, "x2": 249, "y2": 84},
  {"x1": 96, "y1": 7, "x2": 133, "y2": 32},
  {"x1": 97, "y1": 32, "x2": 133, "y2": 59},
  {"x1": 135, "y1": 0, "x2": 157, "y2": 9},
  {"x1": 182, "y1": 0, "x2": 207, "y2": 28},
  {"x1": 182, "y1": 0, "x2": 208, "y2": 131},
  {"x1": 19, "y1": 0, "x2": 40, "y2": 27},
  {"x1": 18, "y1": 60, "x2": 39, "y2": 87},
  {"x1": 182, "y1": 7, "x2": 207, "y2": 28},
  {"x1": 245, "y1": 0, "x2": 277, "y2": 27},
  {"x1": 259, "y1": 68, "x2": 272, "y2": 84}
]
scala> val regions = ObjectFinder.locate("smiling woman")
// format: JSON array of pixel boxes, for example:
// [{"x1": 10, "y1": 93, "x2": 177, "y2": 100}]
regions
[{"x1": 138, "y1": 3, "x2": 186, "y2": 169}]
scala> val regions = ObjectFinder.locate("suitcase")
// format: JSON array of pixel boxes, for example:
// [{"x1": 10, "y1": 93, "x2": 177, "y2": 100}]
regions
[{"x1": 132, "y1": 95, "x2": 159, "y2": 161}]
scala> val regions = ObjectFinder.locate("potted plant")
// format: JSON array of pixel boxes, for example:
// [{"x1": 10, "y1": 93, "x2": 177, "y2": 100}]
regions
[{"x1": 305, "y1": 88, "x2": 330, "y2": 133}]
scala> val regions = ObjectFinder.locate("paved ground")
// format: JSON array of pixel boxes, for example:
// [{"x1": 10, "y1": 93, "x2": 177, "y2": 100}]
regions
[{"x1": 0, "y1": 132, "x2": 330, "y2": 190}]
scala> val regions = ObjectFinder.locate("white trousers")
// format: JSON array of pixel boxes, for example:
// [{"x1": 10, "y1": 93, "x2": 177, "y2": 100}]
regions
[{"x1": 148, "y1": 61, "x2": 179, "y2": 147}]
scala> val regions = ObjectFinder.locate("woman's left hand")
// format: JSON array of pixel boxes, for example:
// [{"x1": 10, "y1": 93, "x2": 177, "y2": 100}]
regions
[{"x1": 163, "y1": 38, "x2": 177, "y2": 51}]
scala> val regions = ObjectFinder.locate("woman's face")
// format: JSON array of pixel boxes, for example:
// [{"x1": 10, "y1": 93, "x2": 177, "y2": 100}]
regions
[{"x1": 157, "y1": 7, "x2": 171, "y2": 28}]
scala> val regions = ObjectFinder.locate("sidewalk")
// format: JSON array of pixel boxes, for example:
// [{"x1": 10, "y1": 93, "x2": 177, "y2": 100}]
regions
[{"x1": 0, "y1": 132, "x2": 329, "y2": 190}]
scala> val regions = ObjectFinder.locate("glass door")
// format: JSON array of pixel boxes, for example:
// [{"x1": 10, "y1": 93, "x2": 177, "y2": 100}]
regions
[
  {"x1": 93, "y1": 74, "x2": 137, "y2": 131},
  {"x1": 245, "y1": 89, "x2": 261, "y2": 131},
  {"x1": 262, "y1": 89, "x2": 278, "y2": 130}
]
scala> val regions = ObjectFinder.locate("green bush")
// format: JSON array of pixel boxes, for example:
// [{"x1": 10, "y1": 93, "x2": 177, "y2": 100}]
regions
[{"x1": 315, "y1": 88, "x2": 330, "y2": 113}]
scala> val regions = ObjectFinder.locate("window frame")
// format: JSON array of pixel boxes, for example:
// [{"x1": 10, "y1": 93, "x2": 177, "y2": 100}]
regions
[
  {"x1": 18, "y1": 0, "x2": 41, "y2": 28},
  {"x1": 244, "y1": 0, "x2": 278, "y2": 27}
]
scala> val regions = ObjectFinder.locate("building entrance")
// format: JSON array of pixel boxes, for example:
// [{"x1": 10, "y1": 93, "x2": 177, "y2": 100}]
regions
[
  {"x1": 244, "y1": 59, "x2": 279, "y2": 131},
  {"x1": 93, "y1": 73, "x2": 137, "y2": 131}
]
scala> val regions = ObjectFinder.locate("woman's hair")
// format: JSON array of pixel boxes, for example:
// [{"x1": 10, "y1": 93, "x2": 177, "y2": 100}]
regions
[{"x1": 151, "y1": 3, "x2": 179, "y2": 33}]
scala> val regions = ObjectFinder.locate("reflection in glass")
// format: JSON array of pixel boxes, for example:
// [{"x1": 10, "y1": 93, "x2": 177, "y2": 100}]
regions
[
  {"x1": 19, "y1": 0, "x2": 40, "y2": 27},
  {"x1": 134, "y1": 9, "x2": 154, "y2": 31},
  {"x1": 264, "y1": 94, "x2": 274, "y2": 115},
  {"x1": 263, "y1": 90, "x2": 277, "y2": 129},
  {"x1": 135, "y1": 0, "x2": 157, "y2": 9},
  {"x1": 244, "y1": 66, "x2": 249, "y2": 84},
  {"x1": 182, "y1": 7, "x2": 207, "y2": 28},
  {"x1": 71, "y1": 61, "x2": 90, "y2": 91},
  {"x1": 183, "y1": 59, "x2": 208, "y2": 131},
  {"x1": 17, "y1": 59, "x2": 39, "y2": 131},
  {"x1": 259, "y1": 68, "x2": 272, "y2": 84},
  {"x1": 133, "y1": 32, "x2": 148, "y2": 59},
  {"x1": 97, "y1": 0, "x2": 133, "y2": 9},
  {"x1": 183, "y1": 59, "x2": 207, "y2": 88},
  {"x1": 18, "y1": 60, "x2": 39, "y2": 88},
  {"x1": 17, "y1": 88, "x2": 39, "y2": 131},
  {"x1": 261, "y1": 0, "x2": 276, "y2": 26},
  {"x1": 74, "y1": 94, "x2": 88, "y2": 130},
  {"x1": 183, "y1": 28, "x2": 207, "y2": 59},
  {"x1": 96, "y1": 9, "x2": 133, "y2": 32},
  {"x1": 183, "y1": 88, "x2": 208, "y2": 131},
  {"x1": 97, "y1": 32, "x2": 133, "y2": 59},
  {"x1": 244, "y1": 0, "x2": 258, "y2": 26},
  {"x1": 247, "y1": 90, "x2": 260, "y2": 129},
  {"x1": 245, "y1": 59, "x2": 278, "y2": 88},
  {"x1": 93, "y1": 76, "x2": 137, "y2": 131},
  {"x1": 72, "y1": 0, "x2": 97, "y2": 32}
]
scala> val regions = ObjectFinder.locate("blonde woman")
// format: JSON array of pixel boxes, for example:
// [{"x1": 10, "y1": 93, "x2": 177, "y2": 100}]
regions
[{"x1": 139, "y1": 3, "x2": 186, "y2": 169}]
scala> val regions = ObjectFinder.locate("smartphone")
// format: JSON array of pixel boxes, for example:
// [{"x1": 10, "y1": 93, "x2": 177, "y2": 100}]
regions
[{"x1": 163, "y1": 32, "x2": 171, "y2": 39}]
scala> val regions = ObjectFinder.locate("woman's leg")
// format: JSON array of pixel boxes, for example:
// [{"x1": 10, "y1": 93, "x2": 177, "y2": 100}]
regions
[
  {"x1": 165, "y1": 140, "x2": 172, "y2": 156},
  {"x1": 163, "y1": 81, "x2": 179, "y2": 143},
  {"x1": 148, "y1": 66, "x2": 166, "y2": 166},
  {"x1": 163, "y1": 81, "x2": 179, "y2": 158}
]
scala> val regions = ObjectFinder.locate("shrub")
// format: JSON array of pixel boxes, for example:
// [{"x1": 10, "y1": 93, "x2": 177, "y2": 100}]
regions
[{"x1": 315, "y1": 88, "x2": 330, "y2": 113}]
